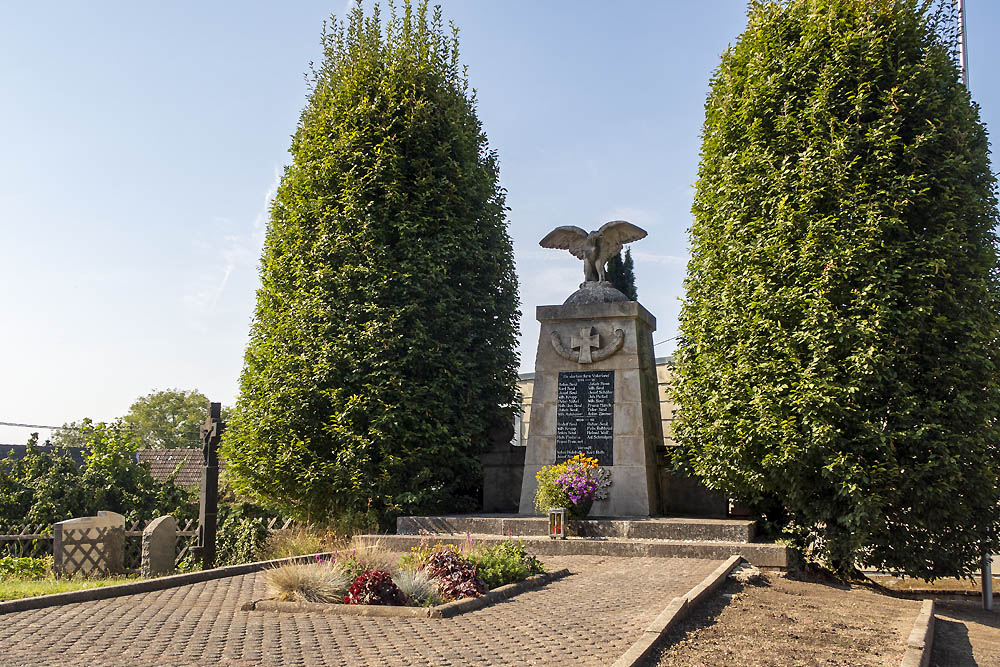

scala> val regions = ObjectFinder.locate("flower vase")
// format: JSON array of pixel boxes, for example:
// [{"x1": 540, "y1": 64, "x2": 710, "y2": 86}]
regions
[{"x1": 568, "y1": 496, "x2": 594, "y2": 520}]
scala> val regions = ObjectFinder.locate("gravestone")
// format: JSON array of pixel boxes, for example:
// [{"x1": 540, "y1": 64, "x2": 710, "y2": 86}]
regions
[
  {"x1": 141, "y1": 515, "x2": 177, "y2": 577},
  {"x1": 518, "y1": 283, "x2": 663, "y2": 516},
  {"x1": 53, "y1": 510, "x2": 126, "y2": 576}
]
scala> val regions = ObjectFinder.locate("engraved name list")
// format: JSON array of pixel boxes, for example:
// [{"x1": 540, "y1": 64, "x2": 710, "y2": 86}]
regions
[{"x1": 555, "y1": 370, "x2": 614, "y2": 466}]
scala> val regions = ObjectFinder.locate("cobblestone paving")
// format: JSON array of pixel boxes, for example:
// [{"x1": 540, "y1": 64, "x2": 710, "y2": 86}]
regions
[{"x1": 0, "y1": 556, "x2": 720, "y2": 666}]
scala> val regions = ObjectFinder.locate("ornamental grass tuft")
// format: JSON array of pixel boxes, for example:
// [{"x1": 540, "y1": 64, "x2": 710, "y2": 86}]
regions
[
  {"x1": 265, "y1": 562, "x2": 350, "y2": 603},
  {"x1": 391, "y1": 567, "x2": 442, "y2": 606}
]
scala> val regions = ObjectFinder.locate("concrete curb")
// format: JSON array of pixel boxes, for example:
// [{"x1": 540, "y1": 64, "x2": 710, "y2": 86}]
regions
[
  {"x1": 900, "y1": 599, "x2": 935, "y2": 667},
  {"x1": 242, "y1": 568, "x2": 570, "y2": 618},
  {"x1": 0, "y1": 552, "x2": 337, "y2": 615},
  {"x1": 610, "y1": 554, "x2": 743, "y2": 667}
]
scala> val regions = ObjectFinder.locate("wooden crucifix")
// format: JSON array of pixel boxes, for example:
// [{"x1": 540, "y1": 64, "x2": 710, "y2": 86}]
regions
[{"x1": 198, "y1": 402, "x2": 224, "y2": 570}]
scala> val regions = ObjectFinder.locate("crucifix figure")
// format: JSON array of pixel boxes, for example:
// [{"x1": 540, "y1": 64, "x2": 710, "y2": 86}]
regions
[
  {"x1": 198, "y1": 402, "x2": 224, "y2": 570},
  {"x1": 571, "y1": 326, "x2": 600, "y2": 364}
]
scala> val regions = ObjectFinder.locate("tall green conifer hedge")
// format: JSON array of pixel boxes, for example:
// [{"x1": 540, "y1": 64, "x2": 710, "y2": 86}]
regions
[
  {"x1": 673, "y1": 0, "x2": 1000, "y2": 577},
  {"x1": 222, "y1": 1, "x2": 520, "y2": 526}
]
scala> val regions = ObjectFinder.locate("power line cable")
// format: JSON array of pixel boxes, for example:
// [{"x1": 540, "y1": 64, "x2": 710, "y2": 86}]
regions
[{"x1": 0, "y1": 421, "x2": 72, "y2": 431}]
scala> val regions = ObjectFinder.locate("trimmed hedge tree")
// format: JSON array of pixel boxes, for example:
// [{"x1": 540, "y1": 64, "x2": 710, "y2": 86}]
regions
[
  {"x1": 222, "y1": 1, "x2": 520, "y2": 526},
  {"x1": 673, "y1": 0, "x2": 1000, "y2": 578},
  {"x1": 607, "y1": 249, "x2": 638, "y2": 301}
]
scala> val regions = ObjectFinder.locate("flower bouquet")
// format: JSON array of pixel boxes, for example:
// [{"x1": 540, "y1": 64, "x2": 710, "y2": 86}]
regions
[{"x1": 534, "y1": 452, "x2": 612, "y2": 519}]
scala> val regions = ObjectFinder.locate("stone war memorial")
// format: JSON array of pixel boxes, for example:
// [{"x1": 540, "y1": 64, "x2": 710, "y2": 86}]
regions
[
  {"x1": 392, "y1": 220, "x2": 787, "y2": 567},
  {"x1": 518, "y1": 220, "x2": 661, "y2": 516}
]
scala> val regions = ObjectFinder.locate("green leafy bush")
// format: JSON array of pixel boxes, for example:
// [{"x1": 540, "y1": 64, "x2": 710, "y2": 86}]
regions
[
  {"x1": 0, "y1": 556, "x2": 50, "y2": 581},
  {"x1": 0, "y1": 427, "x2": 194, "y2": 527},
  {"x1": 222, "y1": 0, "x2": 521, "y2": 527},
  {"x1": 468, "y1": 541, "x2": 544, "y2": 589},
  {"x1": 215, "y1": 502, "x2": 273, "y2": 566},
  {"x1": 673, "y1": 0, "x2": 1000, "y2": 578}
]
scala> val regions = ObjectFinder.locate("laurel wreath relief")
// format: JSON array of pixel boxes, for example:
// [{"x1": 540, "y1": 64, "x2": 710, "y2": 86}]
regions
[{"x1": 550, "y1": 326, "x2": 625, "y2": 364}]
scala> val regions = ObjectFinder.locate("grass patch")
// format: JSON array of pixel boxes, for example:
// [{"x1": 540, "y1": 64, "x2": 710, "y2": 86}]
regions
[{"x1": 0, "y1": 576, "x2": 135, "y2": 601}]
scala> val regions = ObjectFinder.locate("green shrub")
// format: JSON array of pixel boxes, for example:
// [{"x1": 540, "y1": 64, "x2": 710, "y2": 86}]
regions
[
  {"x1": 469, "y1": 541, "x2": 544, "y2": 589},
  {"x1": 222, "y1": 0, "x2": 520, "y2": 527},
  {"x1": 673, "y1": 0, "x2": 1000, "y2": 578},
  {"x1": 0, "y1": 428, "x2": 195, "y2": 527},
  {"x1": 0, "y1": 556, "x2": 50, "y2": 581}
]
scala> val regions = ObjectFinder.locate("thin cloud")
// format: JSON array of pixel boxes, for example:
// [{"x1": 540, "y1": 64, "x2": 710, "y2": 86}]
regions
[{"x1": 184, "y1": 169, "x2": 281, "y2": 314}]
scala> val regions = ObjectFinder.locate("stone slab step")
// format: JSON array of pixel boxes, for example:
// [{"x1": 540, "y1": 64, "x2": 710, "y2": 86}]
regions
[
  {"x1": 397, "y1": 514, "x2": 756, "y2": 543},
  {"x1": 361, "y1": 533, "x2": 792, "y2": 569}
]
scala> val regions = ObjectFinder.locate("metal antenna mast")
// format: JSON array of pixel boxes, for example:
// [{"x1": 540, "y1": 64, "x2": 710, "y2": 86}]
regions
[{"x1": 958, "y1": 0, "x2": 969, "y2": 87}]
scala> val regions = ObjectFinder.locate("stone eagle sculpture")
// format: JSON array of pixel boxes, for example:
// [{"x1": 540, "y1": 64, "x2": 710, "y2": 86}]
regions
[{"x1": 539, "y1": 220, "x2": 647, "y2": 282}]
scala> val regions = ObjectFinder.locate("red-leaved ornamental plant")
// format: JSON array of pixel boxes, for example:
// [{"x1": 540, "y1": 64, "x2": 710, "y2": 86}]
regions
[
  {"x1": 421, "y1": 548, "x2": 486, "y2": 601},
  {"x1": 344, "y1": 570, "x2": 407, "y2": 606}
]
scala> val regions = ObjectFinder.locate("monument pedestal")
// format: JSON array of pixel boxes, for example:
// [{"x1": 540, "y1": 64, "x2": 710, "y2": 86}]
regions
[{"x1": 518, "y1": 294, "x2": 663, "y2": 516}]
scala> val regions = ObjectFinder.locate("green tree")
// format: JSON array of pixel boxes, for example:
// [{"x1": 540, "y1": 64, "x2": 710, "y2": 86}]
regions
[
  {"x1": 672, "y1": 0, "x2": 1000, "y2": 578},
  {"x1": 606, "y1": 248, "x2": 638, "y2": 300},
  {"x1": 124, "y1": 389, "x2": 222, "y2": 449},
  {"x1": 222, "y1": 0, "x2": 520, "y2": 526},
  {"x1": 0, "y1": 424, "x2": 194, "y2": 526}
]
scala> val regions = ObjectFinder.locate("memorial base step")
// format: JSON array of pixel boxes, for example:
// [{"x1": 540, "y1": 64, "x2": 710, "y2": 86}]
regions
[
  {"x1": 359, "y1": 532, "x2": 792, "y2": 569},
  {"x1": 397, "y1": 514, "x2": 757, "y2": 543}
]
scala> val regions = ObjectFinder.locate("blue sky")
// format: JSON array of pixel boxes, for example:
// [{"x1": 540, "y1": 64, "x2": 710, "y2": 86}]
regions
[{"x1": 2, "y1": 1, "x2": 998, "y2": 444}]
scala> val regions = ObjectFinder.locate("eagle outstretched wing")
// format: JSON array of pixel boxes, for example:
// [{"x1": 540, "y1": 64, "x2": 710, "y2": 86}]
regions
[
  {"x1": 595, "y1": 220, "x2": 647, "y2": 268},
  {"x1": 539, "y1": 226, "x2": 590, "y2": 260}
]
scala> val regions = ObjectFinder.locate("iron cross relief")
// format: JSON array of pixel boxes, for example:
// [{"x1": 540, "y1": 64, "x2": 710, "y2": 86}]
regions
[{"x1": 571, "y1": 327, "x2": 600, "y2": 363}]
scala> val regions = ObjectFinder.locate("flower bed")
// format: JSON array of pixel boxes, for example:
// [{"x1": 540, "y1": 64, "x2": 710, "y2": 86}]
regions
[{"x1": 251, "y1": 537, "x2": 555, "y2": 616}]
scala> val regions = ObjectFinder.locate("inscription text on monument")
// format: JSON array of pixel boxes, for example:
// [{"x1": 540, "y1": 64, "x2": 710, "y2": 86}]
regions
[{"x1": 556, "y1": 370, "x2": 614, "y2": 466}]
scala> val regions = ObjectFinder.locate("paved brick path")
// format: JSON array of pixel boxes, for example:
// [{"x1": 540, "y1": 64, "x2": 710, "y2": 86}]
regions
[{"x1": 0, "y1": 556, "x2": 719, "y2": 666}]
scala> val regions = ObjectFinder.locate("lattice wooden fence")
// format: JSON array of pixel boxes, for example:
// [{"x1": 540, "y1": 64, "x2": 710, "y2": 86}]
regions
[
  {"x1": 3, "y1": 516, "x2": 297, "y2": 571},
  {"x1": 265, "y1": 517, "x2": 296, "y2": 532},
  {"x1": 174, "y1": 518, "x2": 199, "y2": 568},
  {"x1": 0, "y1": 524, "x2": 52, "y2": 558}
]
